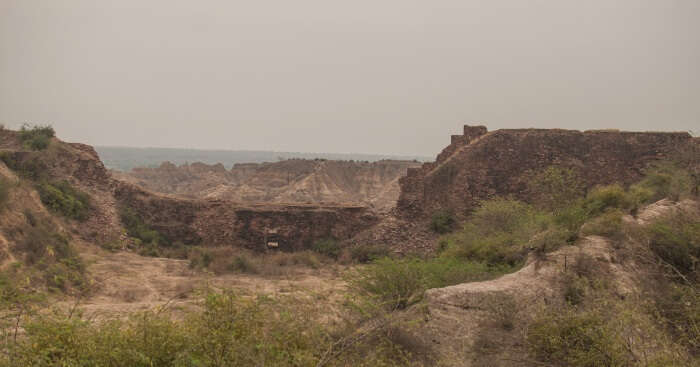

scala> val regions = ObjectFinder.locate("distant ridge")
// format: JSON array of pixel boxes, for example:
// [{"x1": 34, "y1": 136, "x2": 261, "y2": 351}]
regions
[{"x1": 96, "y1": 146, "x2": 431, "y2": 171}]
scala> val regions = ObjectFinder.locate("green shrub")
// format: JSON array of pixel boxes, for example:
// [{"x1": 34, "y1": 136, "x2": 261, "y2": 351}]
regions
[
  {"x1": 188, "y1": 247, "x2": 213, "y2": 270},
  {"x1": 228, "y1": 254, "x2": 259, "y2": 274},
  {"x1": 17, "y1": 225, "x2": 70, "y2": 265},
  {"x1": 350, "y1": 244, "x2": 391, "y2": 263},
  {"x1": 44, "y1": 259, "x2": 86, "y2": 292},
  {"x1": 646, "y1": 212, "x2": 700, "y2": 282},
  {"x1": 442, "y1": 198, "x2": 552, "y2": 267},
  {"x1": 527, "y1": 166, "x2": 585, "y2": 211},
  {"x1": 429, "y1": 209, "x2": 455, "y2": 234},
  {"x1": 579, "y1": 209, "x2": 625, "y2": 238},
  {"x1": 13, "y1": 224, "x2": 86, "y2": 293},
  {"x1": 583, "y1": 184, "x2": 634, "y2": 216},
  {"x1": 633, "y1": 162, "x2": 695, "y2": 202},
  {"x1": 528, "y1": 227, "x2": 574, "y2": 255},
  {"x1": 312, "y1": 238, "x2": 341, "y2": 259},
  {"x1": 527, "y1": 311, "x2": 633, "y2": 367},
  {"x1": 350, "y1": 257, "x2": 499, "y2": 311},
  {"x1": 18, "y1": 124, "x2": 55, "y2": 151},
  {"x1": 37, "y1": 181, "x2": 91, "y2": 221},
  {"x1": 119, "y1": 206, "x2": 166, "y2": 249},
  {"x1": 653, "y1": 284, "x2": 700, "y2": 352},
  {"x1": 0, "y1": 152, "x2": 47, "y2": 181},
  {"x1": 553, "y1": 199, "x2": 590, "y2": 232}
]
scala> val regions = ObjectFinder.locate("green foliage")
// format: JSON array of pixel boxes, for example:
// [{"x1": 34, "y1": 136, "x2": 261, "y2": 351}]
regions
[
  {"x1": 36, "y1": 180, "x2": 91, "y2": 221},
  {"x1": 429, "y1": 209, "x2": 455, "y2": 234},
  {"x1": 646, "y1": 211, "x2": 700, "y2": 282},
  {"x1": 0, "y1": 178, "x2": 9, "y2": 210},
  {"x1": 579, "y1": 209, "x2": 624, "y2": 238},
  {"x1": 1, "y1": 289, "x2": 424, "y2": 367},
  {"x1": 18, "y1": 124, "x2": 55, "y2": 151},
  {"x1": 528, "y1": 226, "x2": 574, "y2": 255},
  {"x1": 633, "y1": 162, "x2": 695, "y2": 202},
  {"x1": 441, "y1": 198, "x2": 553, "y2": 267},
  {"x1": 349, "y1": 244, "x2": 391, "y2": 263},
  {"x1": 119, "y1": 206, "x2": 167, "y2": 251},
  {"x1": 527, "y1": 311, "x2": 633, "y2": 367},
  {"x1": 188, "y1": 247, "x2": 327, "y2": 276},
  {"x1": 653, "y1": 284, "x2": 700, "y2": 352},
  {"x1": 0, "y1": 152, "x2": 47, "y2": 181},
  {"x1": 312, "y1": 238, "x2": 341, "y2": 259},
  {"x1": 528, "y1": 166, "x2": 585, "y2": 211},
  {"x1": 583, "y1": 184, "x2": 635, "y2": 216},
  {"x1": 188, "y1": 247, "x2": 214, "y2": 270},
  {"x1": 350, "y1": 257, "x2": 501, "y2": 311},
  {"x1": 14, "y1": 224, "x2": 86, "y2": 293},
  {"x1": 228, "y1": 254, "x2": 259, "y2": 274}
]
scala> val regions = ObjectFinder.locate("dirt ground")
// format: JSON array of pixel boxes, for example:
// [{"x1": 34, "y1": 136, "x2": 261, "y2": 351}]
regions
[{"x1": 69, "y1": 248, "x2": 350, "y2": 319}]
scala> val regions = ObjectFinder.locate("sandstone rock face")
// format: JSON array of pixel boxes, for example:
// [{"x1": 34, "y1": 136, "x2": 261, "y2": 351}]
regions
[
  {"x1": 112, "y1": 159, "x2": 420, "y2": 211},
  {"x1": 114, "y1": 182, "x2": 379, "y2": 250},
  {"x1": 398, "y1": 126, "x2": 694, "y2": 218}
]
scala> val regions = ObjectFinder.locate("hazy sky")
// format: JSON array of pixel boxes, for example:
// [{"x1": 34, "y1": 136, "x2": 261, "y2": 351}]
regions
[{"x1": 1, "y1": 1, "x2": 698, "y2": 157}]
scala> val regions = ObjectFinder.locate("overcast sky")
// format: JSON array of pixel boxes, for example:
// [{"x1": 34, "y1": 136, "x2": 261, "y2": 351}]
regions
[{"x1": 1, "y1": 1, "x2": 698, "y2": 157}]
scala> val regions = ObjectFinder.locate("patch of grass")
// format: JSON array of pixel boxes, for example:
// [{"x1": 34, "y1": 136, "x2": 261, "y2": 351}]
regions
[
  {"x1": 2, "y1": 289, "x2": 427, "y2": 367},
  {"x1": 483, "y1": 293, "x2": 518, "y2": 331},
  {"x1": 188, "y1": 247, "x2": 327, "y2": 276},
  {"x1": 228, "y1": 254, "x2": 259, "y2": 274},
  {"x1": 312, "y1": 238, "x2": 341, "y2": 259},
  {"x1": 527, "y1": 310, "x2": 633, "y2": 367},
  {"x1": 349, "y1": 243, "x2": 391, "y2": 263},
  {"x1": 349, "y1": 257, "x2": 503, "y2": 311},
  {"x1": 12, "y1": 223, "x2": 87, "y2": 294},
  {"x1": 429, "y1": 209, "x2": 455, "y2": 234},
  {"x1": 36, "y1": 180, "x2": 91, "y2": 221},
  {"x1": 653, "y1": 284, "x2": 700, "y2": 353},
  {"x1": 18, "y1": 124, "x2": 55, "y2": 151}
]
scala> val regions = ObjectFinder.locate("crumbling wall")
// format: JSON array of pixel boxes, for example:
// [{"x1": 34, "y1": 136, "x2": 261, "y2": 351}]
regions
[
  {"x1": 114, "y1": 182, "x2": 378, "y2": 250},
  {"x1": 397, "y1": 126, "x2": 694, "y2": 218}
]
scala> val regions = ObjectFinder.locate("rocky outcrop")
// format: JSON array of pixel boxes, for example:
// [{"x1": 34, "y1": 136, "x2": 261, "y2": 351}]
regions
[
  {"x1": 398, "y1": 126, "x2": 694, "y2": 218},
  {"x1": 0, "y1": 132, "x2": 122, "y2": 244},
  {"x1": 112, "y1": 159, "x2": 420, "y2": 211}
]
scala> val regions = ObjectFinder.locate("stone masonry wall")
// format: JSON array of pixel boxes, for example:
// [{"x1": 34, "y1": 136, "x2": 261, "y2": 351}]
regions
[
  {"x1": 114, "y1": 182, "x2": 379, "y2": 250},
  {"x1": 397, "y1": 126, "x2": 694, "y2": 218}
]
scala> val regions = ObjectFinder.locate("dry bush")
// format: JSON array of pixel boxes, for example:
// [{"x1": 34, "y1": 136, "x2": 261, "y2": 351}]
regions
[
  {"x1": 470, "y1": 293, "x2": 526, "y2": 367},
  {"x1": 188, "y1": 247, "x2": 330, "y2": 277}
]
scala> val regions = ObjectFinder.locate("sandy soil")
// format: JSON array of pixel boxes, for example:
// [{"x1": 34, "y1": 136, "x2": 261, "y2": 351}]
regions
[{"x1": 70, "y1": 249, "x2": 349, "y2": 319}]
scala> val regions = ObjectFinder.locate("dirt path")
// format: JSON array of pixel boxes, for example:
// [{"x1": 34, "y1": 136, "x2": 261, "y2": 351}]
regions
[{"x1": 72, "y1": 250, "x2": 349, "y2": 319}]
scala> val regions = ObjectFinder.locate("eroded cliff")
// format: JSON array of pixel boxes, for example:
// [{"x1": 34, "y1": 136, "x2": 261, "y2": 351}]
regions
[{"x1": 111, "y1": 159, "x2": 420, "y2": 211}]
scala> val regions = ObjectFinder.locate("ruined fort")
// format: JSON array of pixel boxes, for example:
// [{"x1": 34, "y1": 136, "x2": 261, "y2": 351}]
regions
[
  {"x1": 397, "y1": 125, "x2": 695, "y2": 219},
  {"x1": 1, "y1": 126, "x2": 695, "y2": 252}
]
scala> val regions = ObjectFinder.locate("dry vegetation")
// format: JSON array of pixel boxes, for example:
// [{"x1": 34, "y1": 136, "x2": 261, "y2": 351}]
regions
[{"x1": 0, "y1": 125, "x2": 698, "y2": 366}]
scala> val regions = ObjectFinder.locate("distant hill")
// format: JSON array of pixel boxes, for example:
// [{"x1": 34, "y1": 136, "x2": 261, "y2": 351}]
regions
[{"x1": 96, "y1": 146, "x2": 431, "y2": 171}]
